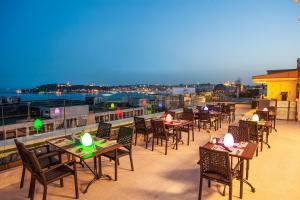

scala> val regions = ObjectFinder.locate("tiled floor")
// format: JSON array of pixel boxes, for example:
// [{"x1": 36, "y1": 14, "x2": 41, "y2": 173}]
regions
[{"x1": 1, "y1": 109, "x2": 300, "y2": 200}]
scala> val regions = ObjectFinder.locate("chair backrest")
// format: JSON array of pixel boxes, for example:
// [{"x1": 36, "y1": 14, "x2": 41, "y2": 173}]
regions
[
  {"x1": 228, "y1": 125, "x2": 249, "y2": 143},
  {"x1": 256, "y1": 110, "x2": 269, "y2": 121},
  {"x1": 207, "y1": 105, "x2": 215, "y2": 111},
  {"x1": 14, "y1": 139, "x2": 30, "y2": 169},
  {"x1": 229, "y1": 104, "x2": 235, "y2": 112},
  {"x1": 239, "y1": 120, "x2": 258, "y2": 139},
  {"x1": 199, "y1": 110, "x2": 210, "y2": 121},
  {"x1": 20, "y1": 142, "x2": 46, "y2": 183},
  {"x1": 268, "y1": 106, "x2": 276, "y2": 113},
  {"x1": 97, "y1": 122, "x2": 112, "y2": 138},
  {"x1": 183, "y1": 107, "x2": 193, "y2": 113},
  {"x1": 221, "y1": 104, "x2": 230, "y2": 114},
  {"x1": 117, "y1": 126, "x2": 133, "y2": 150},
  {"x1": 182, "y1": 111, "x2": 194, "y2": 122},
  {"x1": 199, "y1": 147, "x2": 231, "y2": 182},
  {"x1": 151, "y1": 119, "x2": 167, "y2": 139},
  {"x1": 134, "y1": 117, "x2": 147, "y2": 133}
]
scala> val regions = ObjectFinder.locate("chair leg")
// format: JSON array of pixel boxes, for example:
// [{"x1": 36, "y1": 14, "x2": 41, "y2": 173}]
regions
[
  {"x1": 246, "y1": 160, "x2": 250, "y2": 180},
  {"x1": 165, "y1": 140, "x2": 168, "y2": 155},
  {"x1": 198, "y1": 177, "x2": 203, "y2": 200},
  {"x1": 187, "y1": 129, "x2": 190, "y2": 146},
  {"x1": 28, "y1": 176, "x2": 34, "y2": 198},
  {"x1": 192, "y1": 126, "x2": 195, "y2": 141},
  {"x1": 43, "y1": 185, "x2": 47, "y2": 200},
  {"x1": 208, "y1": 179, "x2": 211, "y2": 188},
  {"x1": 129, "y1": 152, "x2": 134, "y2": 171},
  {"x1": 29, "y1": 177, "x2": 36, "y2": 200},
  {"x1": 229, "y1": 183, "x2": 232, "y2": 200},
  {"x1": 20, "y1": 165, "x2": 26, "y2": 188},
  {"x1": 74, "y1": 163, "x2": 79, "y2": 199},
  {"x1": 60, "y1": 178, "x2": 64, "y2": 187},
  {"x1": 134, "y1": 132, "x2": 138, "y2": 146},
  {"x1": 152, "y1": 136, "x2": 155, "y2": 151},
  {"x1": 145, "y1": 134, "x2": 148, "y2": 149}
]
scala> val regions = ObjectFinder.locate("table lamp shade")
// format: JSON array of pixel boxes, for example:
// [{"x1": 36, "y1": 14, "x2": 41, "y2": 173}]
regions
[
  {"x1": 81, "y1": 133, "x2": 93, "y2": 147},
  {"x1": 252, "y1": 114, "x2": 259, "y2": 122},
  {"x1": 224, "y1": 133, "x2": 234, "y2": 147},
  {"x1": 166, "y1": 114, "x2": 173, "y2": 123},
  {"x1": 263, "y1": 107, "x2": 268, "y2": 111},
  {"x1": 203, "y1": 106, "x2": 208, "y2": 111}
]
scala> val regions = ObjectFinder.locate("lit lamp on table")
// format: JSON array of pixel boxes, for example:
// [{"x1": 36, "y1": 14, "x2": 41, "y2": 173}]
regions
[
  {"x1": 252, "y1": 114, "x2": 259, "y2": 122},
  {"x1": 224, "y1": 133, "x2": 234, "y2": 148},
  {"x1": 81, "y1": 132, "x2": 93, "y2": 147},
  {"x1": 165, "y1": 114, "x2": 173, "y2": 123},
  {"x1": 263, "y1": 107, "x2": 268, "y2": 112}
]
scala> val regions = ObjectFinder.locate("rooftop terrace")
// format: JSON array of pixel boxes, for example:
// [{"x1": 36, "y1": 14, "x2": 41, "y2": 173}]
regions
[{"x1": 0, "y1": 106, "x2": 300, "y2": 200}]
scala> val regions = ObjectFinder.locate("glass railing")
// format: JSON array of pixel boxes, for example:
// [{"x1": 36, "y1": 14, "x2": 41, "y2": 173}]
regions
[{"x1": 0, "y1": 95, "x2": 252, "y2": 170}]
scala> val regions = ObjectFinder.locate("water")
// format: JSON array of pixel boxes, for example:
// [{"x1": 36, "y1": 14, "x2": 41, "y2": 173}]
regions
[{"x1": 0, "y1": 91, "x2": 155, "y2": 102}]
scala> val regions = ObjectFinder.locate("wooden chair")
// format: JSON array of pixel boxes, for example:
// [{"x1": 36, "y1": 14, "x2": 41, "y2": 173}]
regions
[
  {"x1": 228, "y1": 125, "x2": 251, "y2": 179},
  {"x1": 198, "y1": 110, "x2": 217, "y2": 131},
  {"x1": 221, "y1": 104, "x2": 232, "y2": 123},
  {"x1": 96, "y1": 122, "x2": 112, "y2": 139},
  {"x1": 14, "y1": 139, "x2": 60, "y2": 189},
  {"x1": 239, "y1": 120, "x2": 263, "y2": 156},
  {"x1": 151, "y1": 119, "x2": 174, "y2": 155},
  {"x1": 101, "y1": 126, "x2": 134, "y2": 176},
  {"x1": 180, "y1": 111, "x2": 195, "y2": 145},
  {"x1": 198, "y1": 147, "x2": 242, "y2": 200},
  {"x1": 21, "y1": 142, "x2": 78, "y2": 200},
  {"x1": 134, "y1": 117, "x2": 153, "y2": 149}
]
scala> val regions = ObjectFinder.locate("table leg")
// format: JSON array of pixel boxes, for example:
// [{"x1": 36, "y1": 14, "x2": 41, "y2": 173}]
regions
[
  {"x1": 240, "y1": 159, "x2": 244, "y2": 199},
  {"x1": 83, "y1": 157, "x2": 113, "y2": 193},
  {"x1": 115, "y1": 149, "x2": 118, "y2": 181}
]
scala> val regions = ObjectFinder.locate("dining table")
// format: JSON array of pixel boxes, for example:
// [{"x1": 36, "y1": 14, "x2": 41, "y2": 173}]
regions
[
  {"x1": 47, "y1": 135, "x2": 122, "y2": 193},
  {"x1": 202, "y1": 140, "x2": 257, "y2": 199},
  {"x1": 163, "y1": 119, "x2": 191, "y2": 149},
  {"x1": 257, "y1": 120, "x2": 272, "y2": 148},
  {"x1": 192, "y1": 108, "x2": 222, "y2": 130}
]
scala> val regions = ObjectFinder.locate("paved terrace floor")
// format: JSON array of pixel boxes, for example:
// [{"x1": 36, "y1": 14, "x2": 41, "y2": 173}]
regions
[{"x1": 1, "y1": 108, "x2": 300, "y2": 200}]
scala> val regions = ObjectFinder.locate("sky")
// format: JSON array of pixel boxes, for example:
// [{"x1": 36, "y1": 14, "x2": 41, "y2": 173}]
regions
[{"x1": 0, "y1": 0, "x2": 299, "y2": 88}]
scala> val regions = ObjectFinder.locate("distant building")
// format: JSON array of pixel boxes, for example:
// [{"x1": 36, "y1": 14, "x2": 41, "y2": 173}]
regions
[
  {"x1": 252, "y1": 58, "x2": 300, "y2": 121},
  {"x1": 252, "y1": 67, "x2": 299, "y2": 101}
]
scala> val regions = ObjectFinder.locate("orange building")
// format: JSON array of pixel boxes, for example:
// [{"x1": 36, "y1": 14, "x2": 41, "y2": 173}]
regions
[{"x1": 252, "y1": 58, "x2": 300, "y2": 121}]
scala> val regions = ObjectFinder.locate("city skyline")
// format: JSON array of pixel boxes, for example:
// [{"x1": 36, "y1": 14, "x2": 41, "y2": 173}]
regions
[{"x1": 1, "y1": 0, "x2": 300, "y2": 88}]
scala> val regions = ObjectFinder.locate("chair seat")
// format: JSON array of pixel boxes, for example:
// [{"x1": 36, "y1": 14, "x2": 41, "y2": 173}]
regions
[
  {"x1": 102, "y1": 148, "x2": 130, "y2": 159},
  {"x1": 45, "y1": 165, "x2": 73, "y2": 183},
  {"x1": 202, "y1": 172, "x2": 230, "y2": 184}
]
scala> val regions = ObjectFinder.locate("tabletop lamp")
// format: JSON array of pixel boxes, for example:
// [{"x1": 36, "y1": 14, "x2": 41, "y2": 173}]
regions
[
  {"x1": 81, "y1": 133, "x2": 93, "y2": 147},
  {"x1": 224, "y1": 133, "x2": 234, "y2": 148},
  {"x1": 165, "y1": 114, "x2": 173, "y2": 123},
  {"x1": 252, "y1": 114, "x2": 259, "y2": 122}
]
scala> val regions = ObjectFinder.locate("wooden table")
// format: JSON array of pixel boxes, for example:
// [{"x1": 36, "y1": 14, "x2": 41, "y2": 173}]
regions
[
  {"x1": 47, "y1": 135, "x2": 122, "y2": 193},
  {"x1": 257, "y1": 120, "x2": 272, "y2": 148},
  {"x1": 203, "y1": 141, "x2": 257, "y2": 199},
  {"x1": 193, "y1": 109, "x2": 221, "y2": 130},
  {"x1": 164, "y1": 119, "x2": 191, "y2": 149}
]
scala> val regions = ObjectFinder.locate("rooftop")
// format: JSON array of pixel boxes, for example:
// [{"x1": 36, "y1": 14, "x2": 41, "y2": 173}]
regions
[
  {"x1": 252, "y1": 69, "x2": 298, "y2": 83},
  {"x1": 1, "y1": 107, "x2": 300, "y2": 200}
]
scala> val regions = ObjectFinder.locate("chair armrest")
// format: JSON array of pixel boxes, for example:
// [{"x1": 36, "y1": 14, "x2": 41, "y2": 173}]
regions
[
  {"x1": 37, "y1": 151, "x2": 60, "y2": 159},
  {"x1": 42, "y1": 160, "x2": 75, "y2": 173},
  {"x1": 28, "y1": 144, "x2": 50, "y2": 152}
]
